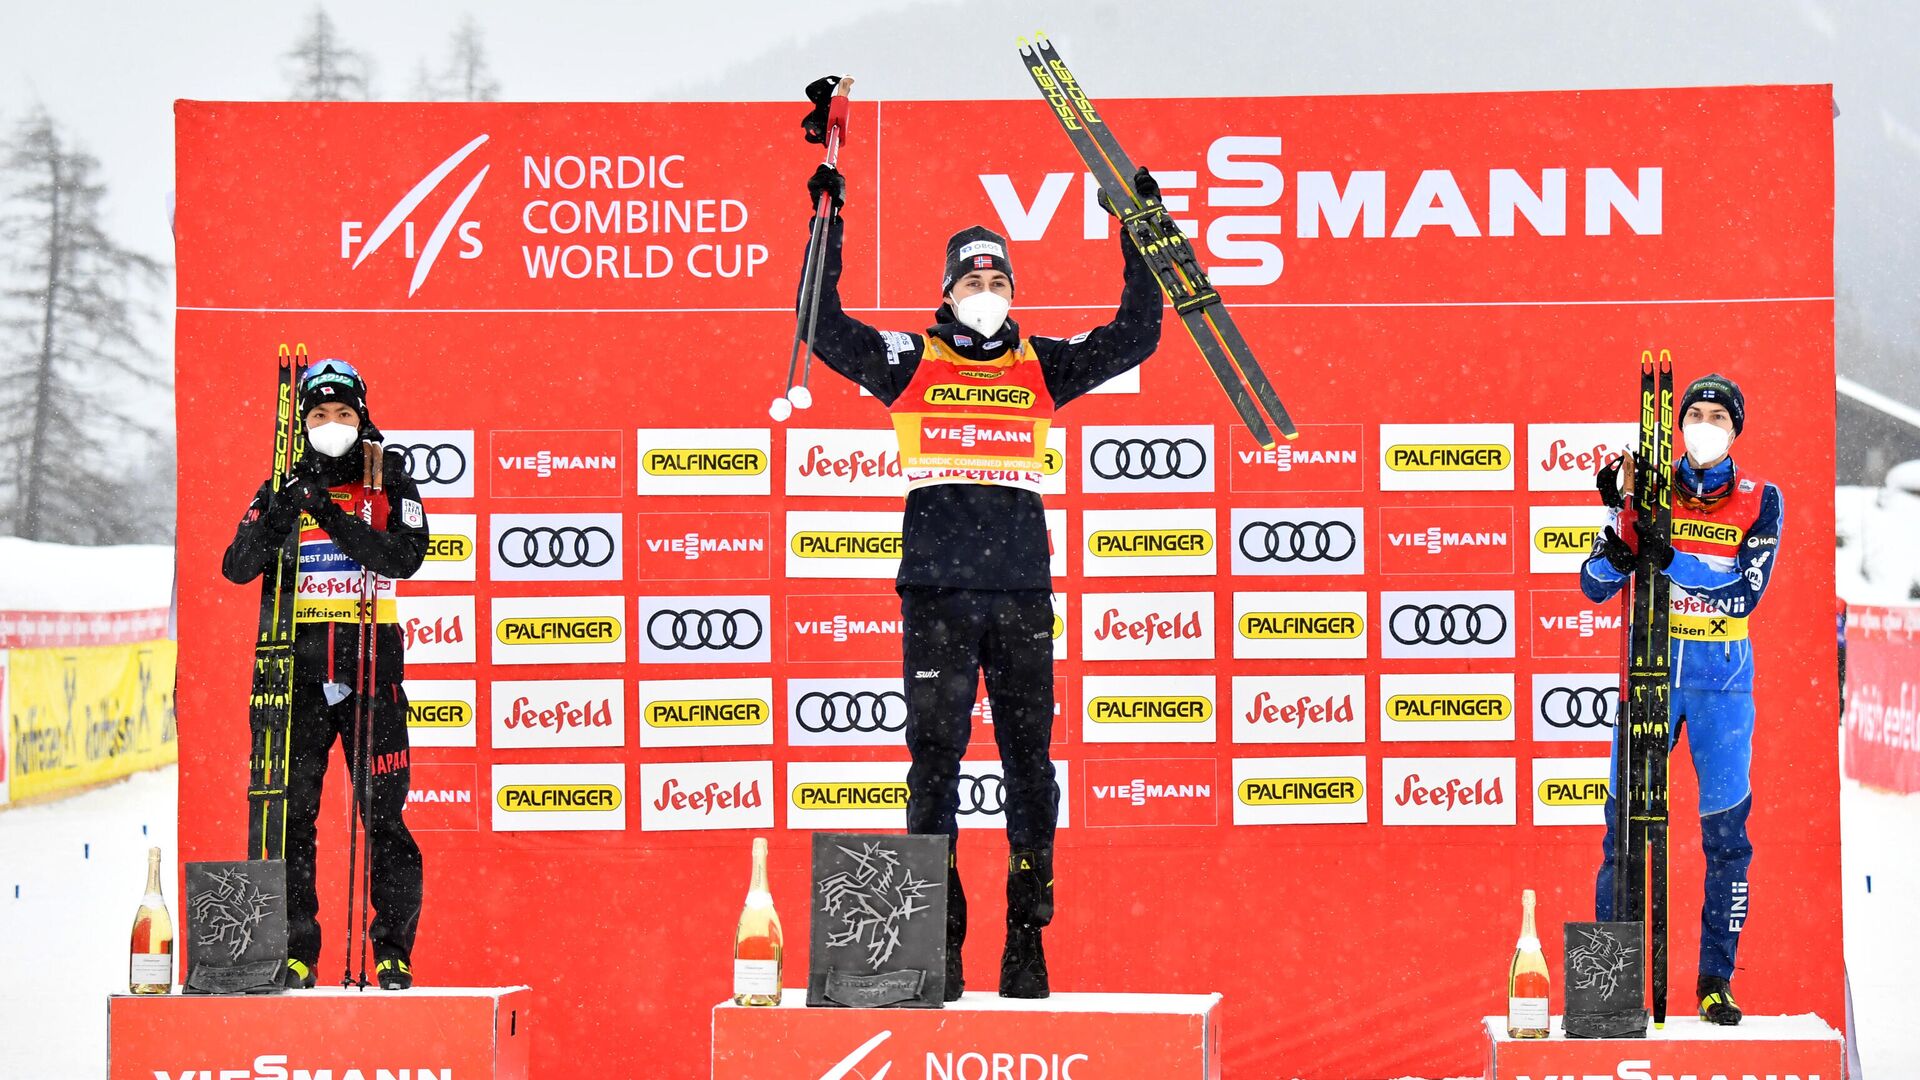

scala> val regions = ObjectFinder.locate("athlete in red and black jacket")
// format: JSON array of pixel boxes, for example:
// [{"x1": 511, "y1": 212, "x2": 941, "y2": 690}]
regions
[
  {"x1": 803, "y1": 160, "x2": 1163, "y2": 999},
  {"x1": 222, "y1": 359, "x2": 428, "y2": 990}
]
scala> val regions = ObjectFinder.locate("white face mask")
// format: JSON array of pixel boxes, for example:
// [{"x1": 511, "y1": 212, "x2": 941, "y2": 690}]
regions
[
  {"x1": 307, "y1": 421, "x2": 360, "y2": 458},
  {"x1": 952, "y1": 292, "x2": 1011, "y2": 338},
  {"x1": 1681, "y1": 421, "x2": 1733, "y2": 465}
]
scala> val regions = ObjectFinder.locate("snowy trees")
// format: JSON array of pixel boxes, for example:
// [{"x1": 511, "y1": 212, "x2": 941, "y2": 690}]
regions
[
  {"x1": 283, "y1": 8, "x2": 374, "y2": 102},
  {"x1": 413, "y1": 17, "x2": 502, "y2": 102},
  {"x1": 0, "y1": 110, "x2": 171, "y2": 543}
]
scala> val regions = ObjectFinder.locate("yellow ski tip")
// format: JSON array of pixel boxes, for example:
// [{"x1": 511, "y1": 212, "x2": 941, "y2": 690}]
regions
[
  {"x1": 1259, "y1": 439, "x2": 1278, "y2": 450},
  {"x1": 1280, "y1": 428, "x2": 1301, "y2": 442}
]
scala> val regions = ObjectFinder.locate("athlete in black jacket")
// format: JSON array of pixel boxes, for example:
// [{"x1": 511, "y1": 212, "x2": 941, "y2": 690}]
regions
[
  {"x1": 222, "y1": 360, "x2": 428, "y2": 990},
  {"x1": 804, "y1": 162, "x2": 1163, "y2": 998}
]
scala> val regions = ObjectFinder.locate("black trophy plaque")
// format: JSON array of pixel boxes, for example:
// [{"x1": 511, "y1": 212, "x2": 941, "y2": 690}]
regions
[
  {"x1": 1562, "y1": 920, "x2": 1649, "y2": 1038},
  {"x1": 183, "y1": 860, "x2": 288, "y2": 994},
  {"x1": 807, "y1": 833, "x2": 948, "y2": 1008}
]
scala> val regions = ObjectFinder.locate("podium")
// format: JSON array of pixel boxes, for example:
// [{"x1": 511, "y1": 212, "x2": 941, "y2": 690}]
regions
[
  {"x1": 107, "y1": 986, "x2": 531, "y2": 1080},
  {"x1": 714, "y1": 991, "x2": 1223, "y2": 1080},
  {"x1": 1483, "y1": 1013, "x2": 1844, "y2": 1080}
]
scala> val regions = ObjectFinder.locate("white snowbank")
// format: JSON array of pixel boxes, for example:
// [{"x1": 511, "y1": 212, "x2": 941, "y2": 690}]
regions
[{"x1": 0, "y1": 537, "x2": 174, "y2": 612}]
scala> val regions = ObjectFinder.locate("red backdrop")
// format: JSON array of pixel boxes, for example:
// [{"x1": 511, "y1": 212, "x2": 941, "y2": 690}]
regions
[{"x1": 174, "y1": 85, "x2": 1837, "y2": 1079}]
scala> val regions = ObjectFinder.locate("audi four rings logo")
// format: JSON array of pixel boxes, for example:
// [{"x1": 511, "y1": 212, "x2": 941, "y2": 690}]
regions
[
  {"x1": 645, "y1": 609, "x2": 765, "y2": 650},
  {"x1": 392, "y1": 442, "x2": 468, "y2": 484},
  {"x1": 497, "y1": 526, "x2": 615, "y2": 568},
  {"x1": 1541, "y1": 686, "x2": 1618, "y2": 729},
  {"x1": 794, "y1": 690, "x2": 908, "y2": 733},
  {"x1": 1388, "y1": 603, "x2": 1509, "y2": 645},
  {"x1": 1090, "y1": 437, "x2": 1206, "y2": 480},
  {"x1": 1238, "y1": 520, "x2": 1358, "y2": 563},
  {"x1": 954, "y1": 774, "x2": 1008, "y2": 815}
]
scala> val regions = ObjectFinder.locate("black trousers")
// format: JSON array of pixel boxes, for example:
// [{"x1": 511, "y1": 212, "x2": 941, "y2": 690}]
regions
[
  {"x1": 900, "y1": 587, "x2": 1059, "y2": 852},
  {"x1": 284, "y1": 678, "x2": 423, "y2": 968}
]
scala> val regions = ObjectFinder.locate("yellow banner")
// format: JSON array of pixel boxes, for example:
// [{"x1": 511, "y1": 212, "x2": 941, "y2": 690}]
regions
[{"x1": 7, "y1": 641, "x2": 177, "y2": 802}]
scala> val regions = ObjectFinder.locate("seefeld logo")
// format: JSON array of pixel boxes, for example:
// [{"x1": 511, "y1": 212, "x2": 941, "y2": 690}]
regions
[
  {"x1": 641, "y1": 447, "x2": 767, "y2": 476},
  {"x1": 497, "y1": 782, "x2": 622, "y2": 811},
  {"x1": 1385, "y1": 692, "x2": 1512, "y2": 722},
  {"x1": 498, "y1": 449, "x2": 619, "y2": 478},
  {"x1": 1245, "y1": 691, "x2": 1355, "y2": 729},
  {"x1": 407, "y1": 699, "x2": 473, "y2": 729},
  {"x1": 1534, "y1": 524, "x2": 1600, "y2": 554},
  {"x1": 1538, "y1": 777, "x2": 1609, "y2": 806},
  {"x1": 1238, "y1": 775, "x2": 1363, "y2": 805},
  {"x1": 1238, "y1": 611, "x2": 1363, "y2": 639},
  {"x1": 645, "y1": 697, "x2": 768, "y2": 728},
  {"x1": 1086, "y1": 695, "x2": 1212, "y2": 723},
  {"x1": 1386, "y1": 444, "x2": 1511, "y2": 471},
  {"x1": 340, "y1": 134, "x2": 490, "y2": 296},
  {"x1": 1394, "y1": 772, "x2": 1503, "y2": 811},
  {"x1": 403, "y1": 614, "x2": 466, "y2": 649},
  {"x1": 652, "y1": 777, "x2": 763, "y2": 814},
  {"x1": 1091, "y1": 606, "x2": 1202, "y2": 644},
  {"x1": 791, "y1": 531, "x2": 903, "y2": 559},
  {"x1": 1086, "y1": 529, "x2": 1213, "y2": 557},
  {"x1": 495, "y1": 615, "x2": 622, "y2": 645},
  {"x1": 503, "y1": 694, "x2": 614, "y2": 732},
  {"x1": 1536, "y1": 436, "x2": 1622, "y2": 477},
  {"x1": 925, "y1": 384, "x2": 1036, "y2": 409}
]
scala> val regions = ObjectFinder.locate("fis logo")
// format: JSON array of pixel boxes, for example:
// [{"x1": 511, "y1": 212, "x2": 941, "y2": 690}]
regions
[{"x1": 340, "y1": 135, "x2": 490, "y2": 296}]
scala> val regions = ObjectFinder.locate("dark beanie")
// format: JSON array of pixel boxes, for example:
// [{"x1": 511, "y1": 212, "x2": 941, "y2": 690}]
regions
[
  {"x1": 299, "y1": 358, "x2": 371, "y2": 426},
  {"x1": 1680, "y1": 373, "x2": 1745, "y2": 435},
  {"x1": 941, "y1": 226, "x2": 1015, "y2": 294}
]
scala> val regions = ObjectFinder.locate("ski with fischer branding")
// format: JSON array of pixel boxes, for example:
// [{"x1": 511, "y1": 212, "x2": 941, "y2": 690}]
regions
[
  {"x1": 1016, "y1": 32, "x2": 1297, "y2": 449},
  {"x1": 247, "y1": 344, "x2": 306, "y2": 861},
  {"x1": 1613, "y1": 347, "x2": 1674, "y2": 1025}
]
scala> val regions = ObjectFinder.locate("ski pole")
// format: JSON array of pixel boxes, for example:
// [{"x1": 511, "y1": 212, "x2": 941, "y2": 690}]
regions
[
  {"x1": 357, "y1": 440, "x2": 382, "y2": 989},
  {"x1": 771, "y1": 76, "x2": 853, "y2": 422}
]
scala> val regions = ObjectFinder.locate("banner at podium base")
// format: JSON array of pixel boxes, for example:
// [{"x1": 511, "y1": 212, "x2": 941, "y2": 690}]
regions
[
  {"x1": 1483, "y1": 1013, "x2": 1844, "y2": 1080},
  {"x1": 108, "y1": 986, "x2": 531, "y2": 1080},
  {"x1": 714, "y1": 991, "x2": 1222, "y2": 1080}
]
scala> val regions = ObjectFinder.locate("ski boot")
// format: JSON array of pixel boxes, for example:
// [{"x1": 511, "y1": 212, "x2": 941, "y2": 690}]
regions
[
  {"x1": 282, "y1": 958, "x2": 316, "y2": 990},
  {"x1": 1698, "y1": 975, "x2": 1742, "y2": 1026},
  {"x1": 1000, "y1": 849, "x2": 1052, "y2": 999},
  {"x1": 376, "y1": 957, "x2": 413, "y2": 991},
  {"x1": 944, "y1": 855, "x2": 967, "y2": 1002}
]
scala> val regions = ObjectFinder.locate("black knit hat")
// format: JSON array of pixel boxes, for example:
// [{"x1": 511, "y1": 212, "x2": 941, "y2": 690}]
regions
[
  {"x1": 299, "y1": 358, "x2": 370, "y2": 426},
  {"x1": 941, "y1": 225, "x2": 1014, "y2": 294},
  {"x1": 1680, "y1": 373, "x2": 1745, "y2": 435}
]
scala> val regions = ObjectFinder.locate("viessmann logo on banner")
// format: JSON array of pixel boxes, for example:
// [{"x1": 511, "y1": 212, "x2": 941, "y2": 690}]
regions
[
  {"x1": 1529, "y1": 504, "x2": 1610, "y2": 575},
  {"x1": 491, "y1": 678, "x2": 623, "y2": 749},
  {"x1": 1232, "y1": 674, "x2": 1365, "y2": 745},
  {"x1": 635, "y1": 511, "x2": 770, "y2": 581},
  {"x1": 1229, "y1": 423, "x2": 1365, "y2": 493},
  {"x1": 491, "y1": 762, "x2": 625, "y2": 832},
  {"x1": 405, "y1": 762, "x2": 478, "y2": 832},
  {"x1": 491, "y1": 594, "x2": 625, "y2": 666},
  {"x1": 1531, "y1": 588, "x2": 1622, "y2": 659},
  {"x1": 1081, "y1": 592, "x2": 1214, "y2": 661},
  {"x1": 637, "y1": 677, "x2": 773, "y2": 749},
  {"x1": 639, "y1": 595, "x2": 771, "y2": 665},
  {"x1": 640, "y1": 759, "x2": 773, "y2": 832},
  {"x1": 1080, "y1": 674, "x2": 1216, "y2": 744},
  {"x1": 1533, "y1": 756, "x2": 1610, "y2": 826},
  {"x1": 1383, "y1": 757, "x2": 1516, "y2": 826},
  {"x1": 1381, "y1": 590, "x2": 1514, "y2": 659},
  {"x1": 1083, "y1": 757, "x2": 1217, "y2": 828},
  {"x1": 396, "y1": 594, "x2": 476, "y2": 665},
  {"x1": 411, "y1": 512, "x2": 477, "y2": 583},
  {"x1": 403, "y1": 679, "x2": 477, "y2": 749},
  {"x1": 1527, "y1": 421, "x2": 1635, "y2": 491},
  {"x1": 787, "y1": 593, "x2": 902, "y2": 664},
  {"x1": 1232, "y1": 756, "x2": 1368, "y2": 825},
  {"x1": 788, "y1": 677, "x2": 908, "y2": 748},
  {"x1": 635, "y1": 427, "x2": 770, "y2": 496},
  {"x1": 785, "y1": 510, "x2": 903, "y2": 580},
  {"x1": 489, "y1": 428, "x2": 623, "y2": 499},
  {"x1": 1379, "y1": 423, "x2": 1515, "y2": 491},
  {"x1": 1378, "y1": 505, "x2": 1515, "y2": 576},
  {"x1": 1233, "y1": 591, "x2": 1368, "y2": 660},
  {"x1": 1228, "y1": 507, "x2": 1364, "y2": 576},
  {"x1": 1082, "y1": 508, "x2": 1217, "y2": 578},
  {"x1": 1379, "y1": 672, "x2": 1515, "y2": 743},
  {"x1": 383, "y1": 429, "x2": 475, "y2": 499},
  {"x1": 489, "y1": 512, "x2": 621, "y2": 582},
  {"x1": 1532, "y1": 673, "x2": 1618, "y2": 743},
  {"x1": 1082, "y1": 424, "x2": 1214, "y2": 494}
]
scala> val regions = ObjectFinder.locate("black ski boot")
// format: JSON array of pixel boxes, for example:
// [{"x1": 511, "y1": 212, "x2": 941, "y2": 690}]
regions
[
  {"x1": 944, "y1": 858, "x2": 967, "y2": 1002},
  {"x1": 282, "y1": 958, "x2": 316, "y2": 990},
  {"x1": 1697, "y1": 976, "x2": 1741, "y2": 1025},
  {"x1": 1000, "y1": 849, "x2": 1052, "y2": 999},
  {"x1": 376, "y1": 957, "x2": 413, "y2": 991}
]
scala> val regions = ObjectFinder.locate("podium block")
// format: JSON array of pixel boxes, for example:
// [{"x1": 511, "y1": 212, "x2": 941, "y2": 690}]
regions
[
  {"x1": 108, "y1": 986, "x2": 530, "y2": 1080},
  {"x1": 714, "y1": 991, "x2": 1222, "y2": 1080},
  {"x1": 1483, "y1": 1013, "x2": 1844, "y2": 1080}
]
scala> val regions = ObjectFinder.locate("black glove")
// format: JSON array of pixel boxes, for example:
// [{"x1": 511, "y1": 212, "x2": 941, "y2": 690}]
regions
[
  {"x1": 261, "y1": 483, "x2": 300, "y2": 535},
  {"x1": 1597, "y1": 527, "x2": 1638, "y2": 575},
  {"x1": 1595, "y1": 455, "x2": 1627, "y2": 511},
  {"x1": 282, "y1": 474, "x2": 335, "y2": 520},
  {"x1": 801, "y1": 76, "x2": 842, "y2": 144},
  {"x1": 1097, "y1": 166, "x2": 1161, "y2": 217},
  {"x1": 807, "y1": 163, "x2": 845, "y2": 213}
]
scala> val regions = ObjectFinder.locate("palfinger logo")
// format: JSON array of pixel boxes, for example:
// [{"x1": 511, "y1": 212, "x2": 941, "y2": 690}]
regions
[
  {"x1": 491, "y1": 762, "x2": 625, "y2": 832},
  {"x1": 1379, "y1": 672, "x2": 1517, "y2": 743},
  {"x1": 1528, "y1": 504, "x2": 1612, "y2": 574},
  {"x1": 1232, "y1": 756, "x2": 1370, "y2": 824},
  {"x1": 1081, "y1": 675, "x2": 1218, "y2": 744},
  {"x1": 1232, "y1": 592, "x2": 1369, "y2": 660},
  {"x1": 340, "y1": 134, "x2": 490, "y2": 297},
  {"x1": 1532, "y1": 756, "x2": 1611, "y2": 825},
  {"x1": 1379, "y1": 424, "x2": 1515, "y2": 492},
  {"x1": 490, "y1": 595, "x2": 626, "y2": 665},
  {"x1": 1081, "y1": 508, "x2": 1218, "y2": 578}
]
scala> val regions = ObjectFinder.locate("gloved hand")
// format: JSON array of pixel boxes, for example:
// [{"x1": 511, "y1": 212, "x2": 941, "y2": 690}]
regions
[
  {"x1": 801, "y1": 76, "x2": 843, "y2": 144},
  {"x1": 1595, "y1": 455, "x2": 1627, "y2": 511},
  {"x1": 807, "y1": 163, "x2": 845, "y2": 213},
  {"x1": 1597, "y1": 527, "x2": 1638, "y2": 575},
  {"x1": 261, "y1": 482, "x2": 300, "y2": 535},
  {"x1": 280, "y1": 473, "x2": 335, "y2": 521},
  {"x1": 1097, "y1": 166, "x2": 1161, "y2": 216}
]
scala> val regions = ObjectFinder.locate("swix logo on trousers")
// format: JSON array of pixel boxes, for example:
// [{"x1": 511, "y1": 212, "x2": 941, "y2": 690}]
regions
[
  {"x1": 636, "y1": 511, "x2": 770, "y2": 580},
  {"x1": 402, "y1": 679, "x2": 477, "y2": 749},
  {"x1": 1229, "y1": 423, "x2": 1365, "y2": 493},
  {"x1": 1377, "y1": 505, "x2": 1514, "y2": 575},
  {"x1": 1531, "y1": 589, "x2": 1623, "y2": 659},
  {"x1": 1379, "y1": 672, "x2": 1516, "y2": 743},
  {"x1": 635, "y1": 427, "x2": 771, "y2": 496},
  {"x1": 1081, "y1": 592, "x2": 1214, "y2": 661},
  {"x1": 1526, "y1": 421, "x2": 1636, "y2": 491},
  {"x1": 339, "y1": 133, "x2": 490, "y2": 297},
  {"x1": 1232, "y1": 675, "x2": 1365, "y2": 744},
  {"x1": 395, "y1": 595, "x2": 476, "y2": 665},
  {"x1": 490, "y1": 429, "x2": 623, "y2": 498},
  {"x1": 1383, "y1": 757, "x2": 1515, "y2": 826}
]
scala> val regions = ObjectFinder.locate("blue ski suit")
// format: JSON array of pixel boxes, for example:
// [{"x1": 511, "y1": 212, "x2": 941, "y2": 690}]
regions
[{"x1": 1580, "y1": 455, "x2": 1784, "y2": 981}]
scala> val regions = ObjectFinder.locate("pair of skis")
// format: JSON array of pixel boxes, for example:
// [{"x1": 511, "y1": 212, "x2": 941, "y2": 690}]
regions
[
  {"x1": 1613, "y1": 348, "x2": 1674, "y2": 1026},
  {"x1": 1016, "y1": 33, "x2": 1297, "y2": 449}
]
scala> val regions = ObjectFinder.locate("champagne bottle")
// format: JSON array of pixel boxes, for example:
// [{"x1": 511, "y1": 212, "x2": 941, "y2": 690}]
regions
[
  {"x1": 732, "y1": 837, "x2": 783, "y2": 1006},
  {"x1": 128, "y1": 847, "x2": 174, "y2": 995},
  {"x1": 1506, "y1": 888, "x2": 1551, "y2": 1038}
]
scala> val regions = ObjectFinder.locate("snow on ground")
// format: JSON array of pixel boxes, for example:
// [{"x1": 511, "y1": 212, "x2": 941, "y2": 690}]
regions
[{"x1": 1, "y1": 762, "x2": 1912, "y2": 1078}]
